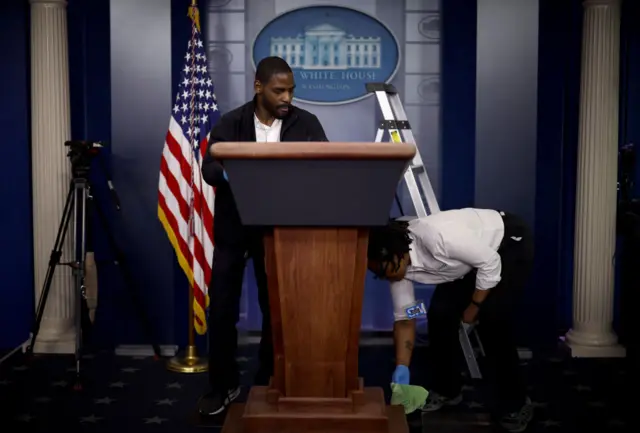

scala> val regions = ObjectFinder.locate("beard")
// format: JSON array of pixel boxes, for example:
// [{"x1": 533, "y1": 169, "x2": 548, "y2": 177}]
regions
[{"x1": 271, "y1": 103, "x2": 291, "y2": 119}]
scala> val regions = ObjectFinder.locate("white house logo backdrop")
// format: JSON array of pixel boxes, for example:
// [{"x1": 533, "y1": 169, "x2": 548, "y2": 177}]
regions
[{"x1": 252, "y1": 6, "x2": 400, "y2": 105}]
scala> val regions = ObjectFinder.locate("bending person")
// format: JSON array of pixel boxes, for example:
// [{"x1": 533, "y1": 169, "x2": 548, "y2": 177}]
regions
[{"x1": 367, "y1": 208, "x2": 534, "y2": 433}]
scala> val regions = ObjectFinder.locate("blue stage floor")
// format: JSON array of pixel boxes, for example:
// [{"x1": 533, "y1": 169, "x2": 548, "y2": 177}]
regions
[{"x1": 0, "y1": 343, "x2": 630, "y2": 432}]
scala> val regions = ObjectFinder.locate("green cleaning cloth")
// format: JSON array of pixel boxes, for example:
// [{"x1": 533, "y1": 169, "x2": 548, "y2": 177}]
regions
[{"x1": 390, "y1": 383, "x2": 429, "y2": 414}]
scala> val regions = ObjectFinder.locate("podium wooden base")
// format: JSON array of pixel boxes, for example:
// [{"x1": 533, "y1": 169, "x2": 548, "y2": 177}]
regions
[{"x1": 221, "y1": 385, "x2": 409, "y2": 433}]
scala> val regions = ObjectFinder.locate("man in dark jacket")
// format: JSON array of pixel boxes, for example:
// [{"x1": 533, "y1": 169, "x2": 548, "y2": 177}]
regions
[{"x1": 198, "y1": 56, "x2": 328, "y2": 416}]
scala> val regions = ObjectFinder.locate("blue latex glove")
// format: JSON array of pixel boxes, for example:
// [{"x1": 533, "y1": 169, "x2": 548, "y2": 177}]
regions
[
  {"x1": 223, "y1": 169, "x2": 228, "y2": 181},
  {"x1": 392, "y1": 365, "x2": 410, "y2": 385}
]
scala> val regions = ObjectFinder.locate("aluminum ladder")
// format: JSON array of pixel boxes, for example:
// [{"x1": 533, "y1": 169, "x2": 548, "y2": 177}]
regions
[{"x1": 367, "y1": 82, "x2": 485, "y2": 380}]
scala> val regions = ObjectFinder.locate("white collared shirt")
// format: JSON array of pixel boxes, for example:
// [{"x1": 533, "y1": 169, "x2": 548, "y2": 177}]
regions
[
  {"x1": 254, "y1": 114, "x2": 282, "y2": 142},
  {"x1": 390, "y1": 208, "x2": 505, "y2": 294}
]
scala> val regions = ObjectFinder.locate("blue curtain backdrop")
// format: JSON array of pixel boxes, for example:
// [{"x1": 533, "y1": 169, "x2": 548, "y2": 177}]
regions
[
  {"x1": 0, "y1": 0, "x2": 33, "y2": 350},
  {"x1": 535, "y1": 0, "x2": 583, "y2": 343},
  {"x1": 2, "y1": 0, "x2": 638, "y2": 350},
  {"x1": 621, "y1": 0, "x2": 640, "y2": 192}
]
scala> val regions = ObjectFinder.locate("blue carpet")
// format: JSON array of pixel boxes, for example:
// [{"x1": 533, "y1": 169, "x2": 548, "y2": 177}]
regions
[{"x1": 0, "y1": 344, "x2": 630, "y2": 432}]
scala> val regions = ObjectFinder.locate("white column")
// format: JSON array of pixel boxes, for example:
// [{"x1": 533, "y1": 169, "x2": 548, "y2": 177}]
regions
[
  {"x1": 30, "y1": 0, "x2": 76, "y2": 354},
  {"x1": 565, "y1": 0, "x2": 625, "y2": 358}
]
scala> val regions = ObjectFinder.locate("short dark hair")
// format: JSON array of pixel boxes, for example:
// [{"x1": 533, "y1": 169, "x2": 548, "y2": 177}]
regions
[
  {"x1": 367, "y1": 219, "x2": 412, "y2": 277},
  {"x1": 255, "y1": 56, "x2": 293, "y2": 84}
]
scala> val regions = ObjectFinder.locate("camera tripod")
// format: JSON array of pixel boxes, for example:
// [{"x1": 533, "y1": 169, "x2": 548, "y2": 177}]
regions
[{"x1": 25, "y1": 169, "x2": 162, "y2": 389}]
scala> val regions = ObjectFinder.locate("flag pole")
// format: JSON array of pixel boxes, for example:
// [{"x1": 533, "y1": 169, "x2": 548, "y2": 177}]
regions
[
  {"x1": 166, "y1": 281, "x2": 207, "y2": 373},
  {"x1": 166, "y1": 0, "x2": 208, "y2": 374}
]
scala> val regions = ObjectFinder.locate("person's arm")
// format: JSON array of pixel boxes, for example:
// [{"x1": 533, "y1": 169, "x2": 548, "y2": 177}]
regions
[
  {"x1": 389, "y1": 278, "x2": 418, "y2": 372},
  {"x1": 428, "y1": 228, "x2": 500, "y2": 322},
  {"x1": 307, "y1": 114, "x2": 329, "y2": 141},
  {"x1": 201, "y1": 118, "x2": 232, "y2": 186}
]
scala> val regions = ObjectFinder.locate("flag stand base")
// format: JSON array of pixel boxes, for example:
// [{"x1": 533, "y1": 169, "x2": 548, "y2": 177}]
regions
[{"x1": 166, "y1": 345, "x2": 208, "y2": 373}]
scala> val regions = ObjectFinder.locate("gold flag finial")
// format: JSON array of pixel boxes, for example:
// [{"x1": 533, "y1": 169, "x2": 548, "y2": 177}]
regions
[{"x1": 188, "y1": 1, "x2": 201, "y2": 32}]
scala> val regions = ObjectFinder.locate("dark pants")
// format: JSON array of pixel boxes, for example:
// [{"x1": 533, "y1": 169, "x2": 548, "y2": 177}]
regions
[
  {"x1": 426, "y1": 212, "x2": 533, "y2": 415},
  {"x1": 207, "y1": 233, "x2": 273, "y2": 392}
]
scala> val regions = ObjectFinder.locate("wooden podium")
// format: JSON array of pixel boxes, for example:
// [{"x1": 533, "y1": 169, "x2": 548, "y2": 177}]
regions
[{"x1": 213, "y1": 142, "x2": 416, "y2": 433}]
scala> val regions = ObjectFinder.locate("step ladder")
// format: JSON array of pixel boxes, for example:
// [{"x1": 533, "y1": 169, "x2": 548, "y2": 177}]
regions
[
  {"x1": 366, "y1": 83, "x2": 439, "y2": 217},
  {"x1": 366, "y1": 83, "x2": 485, "y2": 380}
]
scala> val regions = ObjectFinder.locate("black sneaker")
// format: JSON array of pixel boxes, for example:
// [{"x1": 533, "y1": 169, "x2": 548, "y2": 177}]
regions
[
  {"x1": 498, "y1": 397, "x2": 533, "y2": 433},
  {"x1": 421, "y1": 391, "x2": 463, "y2": 412},
  {"x1": 197, "y1": 387, "x2": 241, "y2": 416}
]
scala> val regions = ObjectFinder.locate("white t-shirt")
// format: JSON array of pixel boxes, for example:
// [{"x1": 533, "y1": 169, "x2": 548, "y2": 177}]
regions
[
  {"x1": 388, "y1": 208, "x2": 505, "y2": 320},
  {"x1": 254, "y1": 114, "x2": 282, "y2": 142}
]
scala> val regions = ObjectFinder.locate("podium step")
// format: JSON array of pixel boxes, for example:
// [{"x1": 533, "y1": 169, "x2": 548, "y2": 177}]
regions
[
  {"x1": 222, "y1": 402, "x2": 408, "y2": 433},
  {"x1": 219, "y1": 385, "x2": 408, "y2": 433}
]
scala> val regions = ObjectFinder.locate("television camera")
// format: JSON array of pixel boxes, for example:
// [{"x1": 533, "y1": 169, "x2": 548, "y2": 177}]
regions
[{"x1": 65, "y1": 140, "x2": 106, "y2": 178}]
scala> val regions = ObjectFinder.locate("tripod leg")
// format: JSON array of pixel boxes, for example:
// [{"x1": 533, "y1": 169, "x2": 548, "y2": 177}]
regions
[
  {"x1": 26, "y1": 181, "x2": 76, "y2": 356},
  {"x1": 89, "y1": 193, "x2": 163, "y2": 359},
  {"x1": 73, "y1": 181, "x2": 87, "y2": 390}
]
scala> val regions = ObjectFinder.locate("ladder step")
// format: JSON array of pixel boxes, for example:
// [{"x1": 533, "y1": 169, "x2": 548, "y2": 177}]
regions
[
  {"x1": 365, "y1": 82, "x2": 398, "y2": 94},
  {"x1": 369, "y1": 81, "x2": 441, "y2": 216}
]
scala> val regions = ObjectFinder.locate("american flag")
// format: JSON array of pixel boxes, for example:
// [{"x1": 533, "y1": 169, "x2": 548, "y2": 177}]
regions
[{"x1": 157, "y1": 5, "x2": 218, "y2": 335}]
